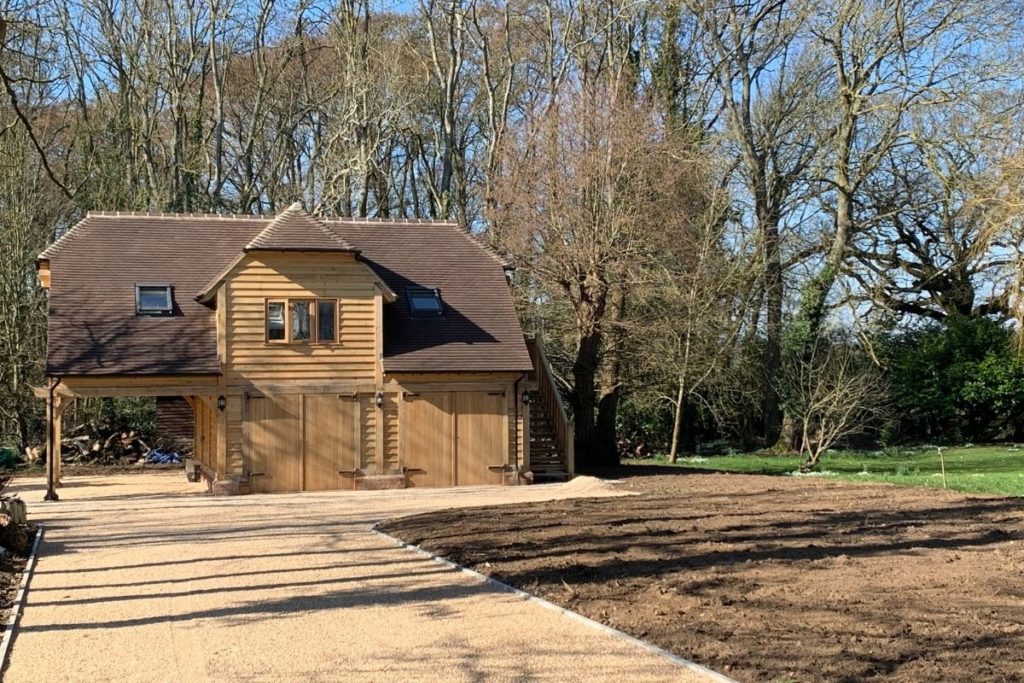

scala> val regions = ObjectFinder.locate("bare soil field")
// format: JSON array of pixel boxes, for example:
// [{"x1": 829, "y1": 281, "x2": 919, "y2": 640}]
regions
[{"x1": 379, "y1": 466, "x2": 1024, "y2": 682}]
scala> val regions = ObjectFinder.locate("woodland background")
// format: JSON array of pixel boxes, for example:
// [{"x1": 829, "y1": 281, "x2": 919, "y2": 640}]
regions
[{"x1": 4, "y1": 0, "x2": 1024, "y2": 468}]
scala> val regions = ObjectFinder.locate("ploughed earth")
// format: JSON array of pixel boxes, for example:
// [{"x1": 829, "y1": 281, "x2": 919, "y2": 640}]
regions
[
  {"x1": 0, "y1": 525, "x2": 33, "y2": 643},
  {"x1": 378, "y1": 466, "x2": 1024, "y2": 683}
]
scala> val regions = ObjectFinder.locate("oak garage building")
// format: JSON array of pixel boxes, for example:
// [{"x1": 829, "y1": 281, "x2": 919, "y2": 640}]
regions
[{"x1": 37, "y1": 204, "x2": 573, "y2": 495}]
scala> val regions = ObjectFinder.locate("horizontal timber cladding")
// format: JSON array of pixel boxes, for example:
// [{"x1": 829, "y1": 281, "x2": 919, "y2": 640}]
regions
[
  {"x1": 155, "y1": 397, "x2": 195, "y2": 443},
  {"x1": 224, "y1": 253, "x2": 379, "y2": 388}
]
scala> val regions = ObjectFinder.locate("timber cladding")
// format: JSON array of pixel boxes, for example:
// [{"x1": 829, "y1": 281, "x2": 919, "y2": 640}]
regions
[
  {"x1": 155, "y1": 397, "x2": 195, "y2": 444},
  {"x1": 239, "y1": 385, "x2": 513, "y2": 493},
  {"x1": 39, "y1": 206, "x2": 541, "y2": 493},
  {"x1": 224, "y1": 252, "x2": 379, "y2": 388}
]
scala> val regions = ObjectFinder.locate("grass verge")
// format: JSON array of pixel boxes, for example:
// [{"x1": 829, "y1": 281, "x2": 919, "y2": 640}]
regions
[{"x1": 630, "y1": 445, "x2": 1024, "y2": 496}]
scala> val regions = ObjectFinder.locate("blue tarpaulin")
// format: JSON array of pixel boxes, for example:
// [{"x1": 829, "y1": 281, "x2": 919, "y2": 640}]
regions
[{"x1": 147, "y1": 449, "x2": 182, "y2": 464}]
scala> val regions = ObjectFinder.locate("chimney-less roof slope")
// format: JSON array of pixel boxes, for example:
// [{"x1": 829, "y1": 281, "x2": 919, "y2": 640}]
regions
[
  {"x1": 323, "y1": 220, "x2": 532, "y2": 373},
  {"x1": 41, "y1": 209, "x2": 531, "y2": 376},
  {"x1": 43, "y1": 213, "x2": 267, "y2": 375}
]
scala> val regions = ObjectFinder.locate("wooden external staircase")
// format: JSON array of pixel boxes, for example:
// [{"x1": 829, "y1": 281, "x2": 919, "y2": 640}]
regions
[{"x1": 525, "y1": 335, "x2": 574, "y2": 482}]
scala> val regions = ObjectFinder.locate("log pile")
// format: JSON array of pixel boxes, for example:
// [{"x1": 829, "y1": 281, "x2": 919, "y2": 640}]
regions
[
  {"x1": 0, "y1": 495, "x2": 30, "y2": 554},
  {"x1": 59, "y1": 421, "x2": 151, "y2": 465}
]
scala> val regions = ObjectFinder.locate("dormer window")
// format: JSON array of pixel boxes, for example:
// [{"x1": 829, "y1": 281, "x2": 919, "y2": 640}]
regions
[
  {"x1": 266, "y1": 298, "x2": 338, "y2": 344},
  {"x1": 136, "y1": 284, "x2": 173, "y2": 315},
  {"x1": 407, "y1": 287, "x2": 443, "y2": 316}
]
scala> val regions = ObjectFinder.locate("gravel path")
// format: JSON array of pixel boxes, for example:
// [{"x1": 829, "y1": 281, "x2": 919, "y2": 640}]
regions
[{"x1": 3, "y1": 473, "x2": 714, "y2": 682}]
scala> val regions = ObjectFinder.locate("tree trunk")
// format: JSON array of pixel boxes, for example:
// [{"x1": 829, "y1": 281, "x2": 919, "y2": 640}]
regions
[
  {"x1": 669, "y1": 377, "x2": 686, "y2": 463},
  {"x1": 594, "y1": 387, "x2": 621, "y2": 467},
  {"x1": 571, "y1": 329, "x2": 602, "y2": 468},
  {"x1": 761, "y1": 206, "x2": 784, "y2": 445},
  {"x1": 775, "y1": 413, "x2": 800, "y2": 453}
]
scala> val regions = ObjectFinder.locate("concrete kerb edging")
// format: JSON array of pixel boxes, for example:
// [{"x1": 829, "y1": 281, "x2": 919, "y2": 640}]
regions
[
  {"x1": 370, "y1": 525, "x2": 738, "y2": 683},
  {"x1": 0, "y1": 524, "x2": 43, "y2": 672}
]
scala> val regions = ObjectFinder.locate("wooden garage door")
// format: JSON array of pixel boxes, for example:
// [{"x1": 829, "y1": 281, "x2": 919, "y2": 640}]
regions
[
  {"x1": 402, "y1": 392, "x2": 453, "y2": 487},
  {"x1": 304, "y1": 394, "x2": 360, "y2": 490},
  {"x1": 247, "y1": 395, "x2": 301, "y2": 493},
  {"x1": 455, "y1": 391, "x2": 506, "y2": 485}
]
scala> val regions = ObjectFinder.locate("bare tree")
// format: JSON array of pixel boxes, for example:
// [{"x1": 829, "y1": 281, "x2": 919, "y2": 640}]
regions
[
  {"x1": 640, "y1": 188, "x2": 756, "y2": 461},
  {"x1": 796, "y1": 0, "x2": 1018, "y2": 344},
  {"x1": 783, "y1": 335, "x2": 886, "y2": 471},
  {"x1": 491, "y1": 83, "x2": 713, "y2": 466},
  {"x1": 685, "y1": 0, "x2": 826, "y2": 444}
]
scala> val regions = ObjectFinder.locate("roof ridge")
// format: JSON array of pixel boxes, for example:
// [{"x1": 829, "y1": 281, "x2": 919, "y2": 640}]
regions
[
  {"x1": 85, "y1": 210, "x2": 269, "y2": 220},
  {"x1": 321, "y1": 216, "x2": 460, "y2": 226}
]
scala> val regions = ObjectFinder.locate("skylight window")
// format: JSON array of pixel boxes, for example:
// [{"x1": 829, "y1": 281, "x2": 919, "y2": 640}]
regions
[
  {"x1": 407, "y1": 287, "x2": 443, "y2": 316},
  {"x1": 135, "y1": 284, "x2": 173, "y2": 315}
]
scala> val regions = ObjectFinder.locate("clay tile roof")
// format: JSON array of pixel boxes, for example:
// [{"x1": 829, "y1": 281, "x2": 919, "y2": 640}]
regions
[
  {"x1": 42, "y1": 213, "x2": 268, "y2": 376},
  {"x1": 244, "y1": 202, "x2": 357, "y2": 253},
  {"x1": 41, "y1": 210, "x2": 532, "y2": 377},
  {"x1": 322, "y1": 220, "x2": 530, "y2": 373}
]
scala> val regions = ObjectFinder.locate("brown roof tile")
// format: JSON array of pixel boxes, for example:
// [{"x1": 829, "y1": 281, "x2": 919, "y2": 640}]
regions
[
  {"x1": 42, "y1": 207, "x2": 531, "y2": 376},
  {"x1": 324, "y1": 220, "x2": 530, "y2": 373},
  {"x1": 245, "y1": 202, "x2": 356, "y2": 252}
]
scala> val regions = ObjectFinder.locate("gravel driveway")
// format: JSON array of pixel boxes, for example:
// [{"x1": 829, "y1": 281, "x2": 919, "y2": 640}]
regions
[{"x1": 4, "y1": 473, "x2": 713, "y2": 682}]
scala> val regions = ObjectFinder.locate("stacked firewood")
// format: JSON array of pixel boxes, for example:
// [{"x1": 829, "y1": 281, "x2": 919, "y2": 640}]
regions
[{"x1": 59, "y1": 422, "x2": 151, "y2": 464}]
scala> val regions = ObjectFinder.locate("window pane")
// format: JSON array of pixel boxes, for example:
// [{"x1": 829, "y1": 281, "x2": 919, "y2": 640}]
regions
[
  {"x1": 317, "y1": 300, "x2": 336, "y2": 342},
  {"x1": 291, "y1": 301, "x2": 312, "y2": 341},
  {"x1": 408, "y1": 289, "x2": 442, "y2": 314},
  {"x1": 138, "y1": 286, "x2": 171, "y2": 311},
  {"x1": 267, "y1": 302, "x2": 285, "y2": 340}
]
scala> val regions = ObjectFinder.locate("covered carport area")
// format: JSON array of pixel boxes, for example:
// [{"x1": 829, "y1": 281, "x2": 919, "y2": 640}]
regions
[{"x1": 35, "y1": 374, "x2": 223, "y2": 501}]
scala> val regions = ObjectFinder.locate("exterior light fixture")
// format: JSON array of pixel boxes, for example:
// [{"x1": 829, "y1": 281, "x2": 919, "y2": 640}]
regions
[{"x1": 217, "y1": 395, "x2": 227, "y2": 411}]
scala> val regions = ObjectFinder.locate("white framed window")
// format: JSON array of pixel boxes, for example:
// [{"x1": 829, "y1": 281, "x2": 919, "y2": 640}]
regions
[
  {"x1": 136, "y1": 284, "x2": 173, "y2": 315},
  {"x1": 407, "y1": 287, "x2": 443, "y2": 316}
]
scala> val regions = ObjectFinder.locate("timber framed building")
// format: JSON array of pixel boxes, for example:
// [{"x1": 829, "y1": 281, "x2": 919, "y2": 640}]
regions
[{"x1": 37, "y1": 204, "x2": 572, "y2": 494}]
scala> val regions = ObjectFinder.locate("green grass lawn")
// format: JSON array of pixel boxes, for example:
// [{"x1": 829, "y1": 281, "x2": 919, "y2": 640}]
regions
[{"x1": 630, "y1": 445, "x2": 1024, "y2": 497}]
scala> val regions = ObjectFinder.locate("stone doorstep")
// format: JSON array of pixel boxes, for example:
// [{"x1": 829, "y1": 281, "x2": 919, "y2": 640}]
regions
[{"x1": 353, "y1": 474, "x2": 406, "y2": 491}]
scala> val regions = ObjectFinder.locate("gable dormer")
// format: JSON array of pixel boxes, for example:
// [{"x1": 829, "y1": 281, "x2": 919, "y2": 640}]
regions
[{"x1": 195, "y1": 203, "x2": 396, "y2": 389}]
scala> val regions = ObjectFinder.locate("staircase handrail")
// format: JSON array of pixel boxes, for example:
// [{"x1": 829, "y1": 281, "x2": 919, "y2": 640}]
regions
[{"x1": 526, "y1": 333, "x2": 575, "y2": 474}]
